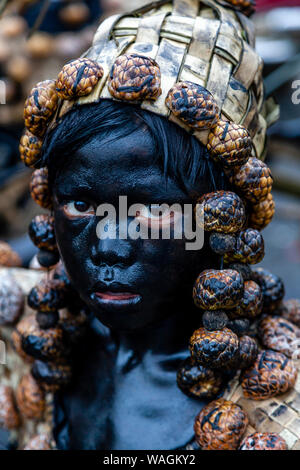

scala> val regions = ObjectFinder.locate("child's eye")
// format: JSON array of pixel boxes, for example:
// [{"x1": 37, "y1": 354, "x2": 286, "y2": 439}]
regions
[
  {"x1": 136, "y1": 205, "x2": 180, "y2": 228},
  {"x1": 63, "y1": 201, "x2": 95, "y2": 218}
]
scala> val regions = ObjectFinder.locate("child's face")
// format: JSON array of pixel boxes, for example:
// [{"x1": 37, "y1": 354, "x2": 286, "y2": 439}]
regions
[{"x1": 53, "y1": 126, "x2": 212, "y2": 330}]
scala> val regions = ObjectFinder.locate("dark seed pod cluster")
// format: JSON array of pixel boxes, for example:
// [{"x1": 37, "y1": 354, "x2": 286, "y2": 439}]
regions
[
  {"x1": 108, "y1": 54, "x2": 161, "y2": 102},
  {"x1": 166, "y1": 81, "x2": 219, "y2": 129},
  {"x1": 241, "y1": 350, "x2": 297, "y2": 400},
  {"x1": 56, "y1": 58, "x2": 104, "y2": 100},
  {"x1": 32, "y1": 360, "x2": 72, "y2": 392},
  {"x1": 209, "y1": 232, "x2": 236, "y2": 256},
  {"x1": 239, "y1": 432, "x2": 288, "y2": 450},
  {"x1": 251, "y1": 268, "x2": 285, "y2": 312},
  {"x1": 224, "y1": 229, "x2": 265, "y2": 265},
  {"x1": 177, "y1": 357, "x2": 223, "y2": 399},
  {"x1": 36, "y1": 311, "x2": 59, "y2": 329},
  {"x1": 0, "y1": 273, "x2": 24, "y2": 325},
  {"x1": 227, "y1": 318, "x2": 250, "y2": 337},
  {"x1": 16, "y1": 373, "x2": 45, "y2": 420},
  {"x1": 230, "y1": 280, "x2": 263, "y2": 319},
  {"x1": 28, "y1": 215, "x2": 57, "y2": 252},
  {"x1": 258, "y1": 316, "x2": 300, "y2": 359},
  {"x1": 193, "y1": 269, "x2": 244, "y2": 310},
  {"x1": 24, "y1": 80, "x2": 59, "y2": 137},
  {"x1": 207, "y1": 120, "x2": 252, "y2": 169},
  {"x1": 223, "y1": 0, "x2": 256, "y2": 17},
  {"x1": 227, "y1": 157, "x2": 273, "y2": 204},
  {"x1": 238, "y1": 335, "x2": 258, "y2": 369},
  {"x1": 228, "y1": 263, "x2": 252, "y2": 281},
  {"x1": 202, "y1": 310, "x2": 229, "y2": 331},
  {"x1": 37, "y1": 250, "x2": 60, "y2": 269},
  {"x1": 190, "y1": 327, "x2": 240, "y2": 369},
  {"x1": 0, "y1": 385, "x2": 20, "y2": 430},
  {"x1": 196, "y1": 191, "x2": 246, "y2": 234},
  {"x1": 278, "y1": 299, "x2": 300, "y2": 328},
  {"x1": 29, "y1": 168, "x2": 53, "y2": 210},
  {"x1": 28, "y1": 279, "x2": 66, "y2": 313},
  {"x1": 194, "y1": 398, "x2": 248, "y2": 450}
]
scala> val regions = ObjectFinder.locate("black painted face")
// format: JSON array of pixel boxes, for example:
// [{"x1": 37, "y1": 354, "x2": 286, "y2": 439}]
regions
[{"x1": 53, "y1": 127, "x2": 212, "y2": 331}]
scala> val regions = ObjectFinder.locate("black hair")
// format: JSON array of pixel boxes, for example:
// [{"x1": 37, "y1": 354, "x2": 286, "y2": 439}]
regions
[{"x1": 41, "y1": 99, "x2": 226, "y2": 194}]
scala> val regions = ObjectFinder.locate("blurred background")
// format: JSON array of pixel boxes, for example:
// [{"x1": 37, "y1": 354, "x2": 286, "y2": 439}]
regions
[{"x1": 0, "y1": 0, "x2": 299, "y2": 297}]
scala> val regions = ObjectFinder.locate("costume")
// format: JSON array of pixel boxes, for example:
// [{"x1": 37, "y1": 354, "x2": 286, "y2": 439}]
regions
[{"x1": 1, "y1": 0, "x2": 300, "y2": 450}]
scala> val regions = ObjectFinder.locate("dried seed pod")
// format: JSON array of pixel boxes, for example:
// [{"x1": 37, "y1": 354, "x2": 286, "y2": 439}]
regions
[
  {"x1": 56, "y1": 58, "x2": 103, "y2": 100},
  {"x1": 25, "y1": 32, "x2": 54, "y2": 59},
  {"x1": 223, "y1": 0, "x2": 256, "y2": 16},
  {"x1": 16, "y1": 373, "x2": 45, "y2": 420},
  {"x1": 249, "y1": 193, "x2": 275, "y2": 231},
  {"x1": 189, "y1": 327, "x2": 240, "y2": 369},
  {"x1": 30, "y1": 167, "x2": 53, "y2": 210},
  {"x1": 224, "y1": 229, "x2": 265, "y2": 265},
  {"x1": 227, "y1": 318, "x2": 250, "y2": 337},
  {"x1": 227, "y1": 157, "x2": 273, "y2": 204},
  {"x1": 227, "y1": 263, "x2": 251, "y2": 281},
  {"x1": 209, "y1": 233, "x2": 236, "y2": 256},
  {"x1": 0, "y1": 385, "x2": 20, "y2": 429},
  {"x1": 231, "y1": 280, "x2": 263, "y2": 319},
  {"x1": 32, "y1": 360, "x2": 72, "y2": 392},
  {"x1": 258, "y1": 316, "x2": 300, "y2": 359},
  {"x1": 251, "y1": 268, "x2": 285, "y2": 312},
  {"x1": 12, "y1": 316, "x2": 35, "y2": 363},
  {"x1": 277, "y1": 299, "x2": 300, "y2": 327},
  {"x1": 166, "y1": 81, "x2": 219, "y2": 130},
  {"x1": 108, "y1": 54, "x2": 161, "y2": 102},
  {"x1": 177, "y1": 357, "x2": 223, "y2": 399},
  {"x1": 23, "y1": 433, "x2": 53, "y2": 450},
  {"x1": 28, "y1": 215, "x2": 57, "y2": 252},
  {"x1": 19, "y1": 129, "x2": 43, "y2": 168},
  {"x1": 17, "y1": 313, "x2": 68, "y2": 362},
  {"x1": 193, "y1": 269, "x2": 244, "y2": 311},
  {"x1": 0, "y1": 273, "x2": 24, "y2": 325},
  {"x1": 0, "y1": 241, "x2": 21, "y2": 267},
  {"x1": 202, "y1": 310, "x2": 229, "y2": 331},
  {"x1": 194, "y1": 398, "x2": 248, "y2": 450},
  {"x1": 53, "y1": 262, "x2": 71, "y2": 287},
  {"x1": 59, "y1": 2, "x2": 90, "y2": 26},
  {"x1": 241, "y1": 350, "x2": 297, "y2": 400},
  {"x1": 196, "y1": 191, "x2": 246, "y2": 234},
  {"x1": 36, "y1": 311, "x2": 59, "y2": 329},
  {"x1": 239, "y1": 335, "x2": 258, "y2": 369},
  {"x1": 207, "y1": 120, "x2": 252, "y2": 168},
  {"x1": 28, "y1": 279, "x2": 67, "y2": 312},
  {"x1": 239, "y1": 433, "x2": 288, "y2": 450},
  {"x1": 37, "y1": 250, "x2": 60, "y2": 268},
  {"x1": 24, "y1": 80, "x2": 58, "y2": 137},
  {"x1": 59, "y1": 308, "x2": 88, "y2": 345}
]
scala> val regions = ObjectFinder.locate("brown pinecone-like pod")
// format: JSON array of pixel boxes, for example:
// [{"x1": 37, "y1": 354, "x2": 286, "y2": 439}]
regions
[
  {"x1": 32, "y1": 359, "x2": 72, "y2": 392},
  {"x1": 224, "y1": 228, "x2": 265, "y2": 265},
  {"x1": 193, "y1": 269, "x2": 244, "y2": 311},
  {"x1": 16, "y1": 373, "x2": 46, "y2": 420},
  {"x1": 209, "y1": 233, "x2": 236, "y2": 256},
  {"x1": 241, "y1": 350, "x2": 297, "y2": 400},
  {"x1": 202, "y1": 310, "x2": 229, "y2": 331},
  {"x1": 228, "y1": 263, "x2": 252, "y2": 281},
  {"x1": 28, "y1": 279, "x2": 67, "y2": 312},
  {"x1": 16, "y1": 313, "x2": 68, "y2": 362},
  {"x1": 24, "y1": 80, "x2": 58, "y2": 137},
  {"x1": 56, "y1": 58, "x2": 103, "y2": 100},
  {"x1": 0, "y1": 385, "x2": 20, "y2": 429},
  {"x1": 0, "y1": 273, "x2": 24, "y2": 325},
  {"x1": 30, "y1": 167, "x2": 53, "y2": 210},
  {"x1": 249, "y1": 193, "x2": 275, "y2": 231},
  {"x1": 166, "y1": 81, "x2": 219, "y2": 130},
  {"x1": 227, "y1": 318, "x2": 250, "y2": 337},
  {"x1": 12, "y1": 315, "x2": 35, "y2": 363},
  {"x1": 36, "y1": 310, "x2": 59, "y2": 329},
  {"x1": 0, "y1": 241, "x2": 21, "y2": 267},
  {"x1": 258, "y1": 316, "x2": 300, "y2": 359},
  {"x1": 227, "y1": 157, "x2": 273, "y2": 204},
  {"x1": 108, "y1": 54, "x2": 161, "y2": 102},
  {"x1": 19, "y1": 129, "x2": 43, "y2": 168},
  {"x1": 251, "y1": 267, "x2": 285, "y2": 312},
  {"x1": 278, "y1": 299, "x2": 300, "y2": 327},
  {"x1": 223, "y1": 0, "x2": 256, "y2": 17},
  {"x1": 177, "y1": 357, "x2": 223, "y2": 400},
  {"x1": 190, "y1": 327, "x2": 240, "y2": 369},
  {"x1": 28, "y1": 214, "x2": 57, "y2": 252},
  {"x1": 230, "y1": 280, "x2": 263, "y2": 319},
  {"x1": 239, "y1": 433, "x2": 288, "y2": 450},
  {"x1": 195, "y1": 191, "x2": 246, "y2": 234},
  {"x1": 207, "y1": 120, "x2": 252, "y2": 169},
  {"x1": 239, "y1": 335, "x2": 258, "y2": 369},
  {"x1": 194, "y1": 398, "x2": 248, "y2": 450},
  {"x1": 23, "y1": 433, "x2": 53, "y2": 450}
]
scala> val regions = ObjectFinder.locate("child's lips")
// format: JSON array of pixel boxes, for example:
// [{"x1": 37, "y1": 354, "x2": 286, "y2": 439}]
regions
[{"x1": 95, "y1": 291, "x2": 140, "y2": 301}]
